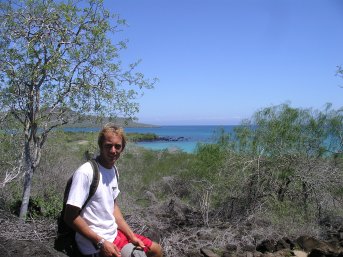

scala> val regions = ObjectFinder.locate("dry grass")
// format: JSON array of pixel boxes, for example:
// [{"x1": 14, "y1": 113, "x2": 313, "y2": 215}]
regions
[{"x1": 0, "y1": 131, "x2": 342, "y2": 257}]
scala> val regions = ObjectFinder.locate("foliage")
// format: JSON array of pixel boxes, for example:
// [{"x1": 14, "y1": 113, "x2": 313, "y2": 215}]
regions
[
  {"x1": 0, "y1": 0, "x2": 156, "y2": 120},
  {"x1": 224, "y1": 103, "x2": 343, "y2": 221},
  {"x1": 10, "y1": 193, "x2": 62, "y2": 218},
  {"x1": 117, "y1": 146, "x2": 195, "y2": 202},
  {"x1": 0, "y1": 0, "x2": 156, "y2": 219}
]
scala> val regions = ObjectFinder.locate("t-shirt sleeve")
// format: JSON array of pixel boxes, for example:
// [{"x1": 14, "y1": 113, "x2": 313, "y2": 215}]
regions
[{"x1": 66, "y1": 162, "x2": 93, "y2": 208}]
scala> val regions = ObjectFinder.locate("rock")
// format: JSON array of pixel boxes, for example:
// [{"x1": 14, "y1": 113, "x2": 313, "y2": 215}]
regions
[
  {"x1": 168, "y1": 198, "x2": 187, "y2": 223},
  {"x1": 260, "y1": 250, "x2": 293, "y2": 257},
  {"x1": 185, "y1": 249, "x2": 202, "y2": 257},
  {"x1": 253, "y1": 251, "x2": 263, "y2": 257},
  {"x1": 296, "y1": 236, "x2": 336, "y2": 253},
  {"x1": 200, "y1": 248, "x2": 221, "y2": 257},
  {"x1": 246, "y1": 251, "x2": 254, "y2": 257},
  {"x1": 0, "y1": 237, "x2": 67, "y2": 257},
  {"x1": 142, "y1": 225, "x2": 163, "y2": 243},
  {"x1": 293, "y1": 250, "x2": 308, "y2": 257},
  {"x1": 307, "y1": 248, "x2": 339, "y2": 257},
  {"x1": 320, "y1": 215, "x2": 343, "y2": 248},
  {"x1": 275, "y1": 238, "x2": 293, "y2": 251},
  {"x1": 320, "y1": 216, "x2": 343, "y2": 230},
  {"x1": 167, "y1": 198, "x2": 196, "y2": 226},
  {"x1": 144, "y1": 190, "x2": 158, "y2": 204},
  {"x1": 226, "y1": 244, "x2": 238, "y2": 251},
  {"x1": 197, "y1": 230, "x2": 214, "y2": 241},
  {"x1": 256, "y1": 239, "x2": 276, "y2": 253},
  {"x1": 261, "y1": 252, "x2": 275, "y2": 257},
  {"x1": 242, "y1": 244, "x2": 256, "y2": 252}
]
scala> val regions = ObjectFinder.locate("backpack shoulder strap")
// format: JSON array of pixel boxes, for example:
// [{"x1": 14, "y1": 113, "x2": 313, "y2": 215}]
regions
[
  {"x1": 113, "y1": 165, "x2": 119, "y2": 182},
  {"x1": 82, "y1": 159, "x2": 100, "y2": 209},
  {"x1": 63, "y1": 177, "x2": 73, "y2": 204}
]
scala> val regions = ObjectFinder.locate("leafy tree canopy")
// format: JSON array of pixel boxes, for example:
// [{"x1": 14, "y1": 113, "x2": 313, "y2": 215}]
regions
[
  {"x1": 0, "y1": 0, "x2": 156, "y2": 219},
  {"x1": 0, "y1": 0, "x2": 156, "y2": 132}
]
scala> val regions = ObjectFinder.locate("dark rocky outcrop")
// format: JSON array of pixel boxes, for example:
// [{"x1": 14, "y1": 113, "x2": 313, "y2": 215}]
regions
[
  {"x1": 200, "y1": 248, "x2": 221, "y2": 257},
  {"x1": 158, "y1": 136, "x2": 189, "y2": 142},
  {"x1": 0, "y1": 237, "x2": 67, "y2": 257},
  {"x1": 141, "y1": 136, "x2": 189, "y2": 142}
]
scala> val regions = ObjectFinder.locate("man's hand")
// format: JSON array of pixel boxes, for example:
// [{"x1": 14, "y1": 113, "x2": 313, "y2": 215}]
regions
[
  {"x1": 100, "y1": 240, "x2": 121, "y2": 257},
  {"x1": 130, "y1": 235, "x2": 146, "y2": 250}
]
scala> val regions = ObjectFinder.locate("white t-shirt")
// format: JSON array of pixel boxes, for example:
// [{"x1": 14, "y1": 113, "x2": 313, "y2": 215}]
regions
[{"x1": 66, "y1": 161, "x2": 120, "y2": 255}]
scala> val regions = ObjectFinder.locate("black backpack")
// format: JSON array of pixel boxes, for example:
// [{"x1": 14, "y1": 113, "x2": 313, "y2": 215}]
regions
[{"x1": 54, "y1": 159, "x2": 100, "y2": 256}]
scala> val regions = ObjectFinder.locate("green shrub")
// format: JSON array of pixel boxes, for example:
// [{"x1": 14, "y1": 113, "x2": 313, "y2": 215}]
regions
[{"x1": 127, "y1": 133, "x2": 158, "y2": 142}]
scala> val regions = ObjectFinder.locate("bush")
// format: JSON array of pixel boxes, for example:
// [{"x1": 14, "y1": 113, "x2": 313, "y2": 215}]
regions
[{"x1": 223, "y1": 104, "x2": 343, "y2": 223}]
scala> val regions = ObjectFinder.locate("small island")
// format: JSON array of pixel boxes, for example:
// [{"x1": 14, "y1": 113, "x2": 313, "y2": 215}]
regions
[{"x1": 127, "y1": 133, "x2": 189, "y2": 142}]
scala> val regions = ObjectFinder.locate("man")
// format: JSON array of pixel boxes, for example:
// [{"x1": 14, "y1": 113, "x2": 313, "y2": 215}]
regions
[{"x1": 64, "y1": 124, "x2": 163, "y2": 257}]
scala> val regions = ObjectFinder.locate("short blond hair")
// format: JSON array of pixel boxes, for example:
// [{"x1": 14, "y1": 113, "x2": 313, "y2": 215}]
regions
[{"x1": 98, "y1": 123, "x2": 127, "y2": 150}]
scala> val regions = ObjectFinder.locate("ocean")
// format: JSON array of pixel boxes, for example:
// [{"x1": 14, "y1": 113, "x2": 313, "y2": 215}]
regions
[
  {"x1": 123, "y1": 125, "x2": 235, "y2": 153},
  {"x1": 65, "y1": 125, "x2": 237, "y2": 153}
]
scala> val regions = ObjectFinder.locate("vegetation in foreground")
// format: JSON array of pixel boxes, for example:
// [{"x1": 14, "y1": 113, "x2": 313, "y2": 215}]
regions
[{"x1": 0, "y1": 103, "x2": 343, "y2": 257}]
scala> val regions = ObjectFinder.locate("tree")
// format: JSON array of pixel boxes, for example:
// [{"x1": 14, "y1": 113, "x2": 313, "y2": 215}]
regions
[{"x1": 0, "y1": 0, "x2": 156, "y2": 220}]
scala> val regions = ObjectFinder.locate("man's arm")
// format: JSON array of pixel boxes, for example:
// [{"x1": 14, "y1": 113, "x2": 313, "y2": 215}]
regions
[
  {"x1": 113, "y1": 202, "x2": 145, "y2": 249},
  {"x1": 64, "y1": 204, "x2": 121, "y2": 257}
]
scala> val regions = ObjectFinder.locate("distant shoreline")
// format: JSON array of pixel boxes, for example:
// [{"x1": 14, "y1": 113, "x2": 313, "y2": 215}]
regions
[{"x1": 61, "y1": 123, "x2": 160, "y2": 129}]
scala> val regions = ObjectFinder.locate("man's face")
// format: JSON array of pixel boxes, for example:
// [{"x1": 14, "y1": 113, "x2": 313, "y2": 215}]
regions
[{"x1": 99, "y1": 132, "x2": 123, "y2": 168}]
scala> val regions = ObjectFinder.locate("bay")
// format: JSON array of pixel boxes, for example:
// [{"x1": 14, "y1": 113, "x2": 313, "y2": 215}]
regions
[
  {"x1": 125, "y1": 125, "x2": 236, "y2": 153},
  {"x1": 64, "y1": 125, "x2": 237, "y2": 153}
]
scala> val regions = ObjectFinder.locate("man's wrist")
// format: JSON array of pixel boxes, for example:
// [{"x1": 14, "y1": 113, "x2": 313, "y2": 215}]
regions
[{"x1": 96, "y1": 238, "x2": 105, "y2": 249}]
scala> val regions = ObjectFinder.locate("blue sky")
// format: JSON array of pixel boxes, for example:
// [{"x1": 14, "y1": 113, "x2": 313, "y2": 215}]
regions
[{"x1": 105, "y1": 0, "x2": 343, "y2": 125}]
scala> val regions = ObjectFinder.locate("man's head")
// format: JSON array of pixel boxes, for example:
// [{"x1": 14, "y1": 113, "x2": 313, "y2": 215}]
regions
[
  {"x1": 98, "y1": 123, "x2": 127, "y2": 150},
  {"x1": 97, "y1": 123, "x2": 127, "y2": 168}
]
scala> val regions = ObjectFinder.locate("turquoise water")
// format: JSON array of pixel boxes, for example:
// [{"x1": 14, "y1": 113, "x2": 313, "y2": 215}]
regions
[
  {"x1": 126, "y1": 125, "x2": 236, "y2": 153},
  {"x1": 65, "y1": 125, "x2": 237, "y2": 153}
]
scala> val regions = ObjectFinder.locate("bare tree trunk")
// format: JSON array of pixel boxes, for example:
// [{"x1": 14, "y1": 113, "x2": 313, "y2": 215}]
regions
[
  {"x1": 19, "y1": 140, "x2": 34, "y2": 220},
  {"x1": 19, "y1": 133, "x2": 41, "y2": 220},
  {"x1": 19, "y1": 166, "x2": 34, "y2": 220}
]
